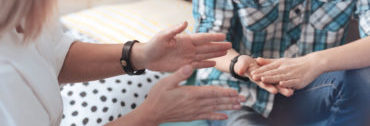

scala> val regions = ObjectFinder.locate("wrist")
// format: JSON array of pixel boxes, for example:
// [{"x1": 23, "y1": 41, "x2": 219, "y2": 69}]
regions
[
  {"x1": 136, "y1": 102, "x2": 161, "y2": 125},
  {"x1": 306, "y1": 52, "x2": 329, "y2": 74},
  {"x1": 131, "y1": 42, "x2": 147, "y2": 70},
  {"x1": 110, "y1": 103, "x2": 160, "y2": 126},
  {"x1": 230, "y1": 55, "x2": 250, "y2": 81}
]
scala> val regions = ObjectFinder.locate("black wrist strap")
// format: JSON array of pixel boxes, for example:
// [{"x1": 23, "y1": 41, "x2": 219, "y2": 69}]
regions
[
  {"x1": 229, "y1": 55, "x2": 250, "y2": 81},
  {"x1": 120, "y1": 40, "x2": 145, "y2": 75}
]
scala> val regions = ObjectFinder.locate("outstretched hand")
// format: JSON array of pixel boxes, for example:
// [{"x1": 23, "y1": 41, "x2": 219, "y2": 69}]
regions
[
  {"x1": 142, "y1": 65, "x2": 246, "y2": 124},
  {"x1": 136, "y1": 21, "x2": 231, "y2": 72},
  {"x1": 109, "y1": 65, "x2": 245, "y2": 126}
]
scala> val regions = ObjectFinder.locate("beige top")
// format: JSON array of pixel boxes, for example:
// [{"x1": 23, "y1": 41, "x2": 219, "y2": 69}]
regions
[{"x1": 0, "y1": 20, "x2": 74, "y2": 126}]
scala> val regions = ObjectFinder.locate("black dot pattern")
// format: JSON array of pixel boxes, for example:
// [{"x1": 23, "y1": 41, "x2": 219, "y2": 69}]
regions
[
  {"x1": 82, "y1": 118, "x2": 89, "y2": 125},
  {"x1": 60, "y1": 70, "x2": 167, "y2": 126},
  {"x1": 102, "y1": 107, "x2": 109, "y2": 113},
  {"x1": 96, "y1": 118, "x2": 102, "y2": 124},
  {"x1": 81, "y1": 102, "x2": 88, "y2": 107},
  {"x1": 72, "y1": 111, "x2": 78, "y2": 116},
  {"x1": 91, "y1": 106, "x2": 97, "y2": 112}
]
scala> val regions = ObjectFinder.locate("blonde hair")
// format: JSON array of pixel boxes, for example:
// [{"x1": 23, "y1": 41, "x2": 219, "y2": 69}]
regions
[{"x1": 0, "y1": 0, "x2": 55, "y2": 41}]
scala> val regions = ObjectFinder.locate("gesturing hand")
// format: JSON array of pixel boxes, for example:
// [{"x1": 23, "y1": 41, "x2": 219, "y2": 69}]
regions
[
  {"x1": 134, "y1": 22, "x2": 232, "y2": 72},
  {"x1": 251, "y1": 56, "x2": 323, "y2": 90},
  {"x1": 141, "y1": 65, "x2": 246, "y2": 124},
  {"x1": 233, "y1": 55, "x2": 294, "y2": 97}
]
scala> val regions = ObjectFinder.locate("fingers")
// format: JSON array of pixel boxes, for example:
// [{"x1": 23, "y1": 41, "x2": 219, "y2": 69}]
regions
[
  {"x1": 195, "y1": 51, "x2": 227, "y2": 61},
  {"x1": 195, "y1": 42, "x2": 231, "y2": 54},
  {"x1": 197, "y1": 97, "x2": 243, "y2": 114},
  {"x1": 200, "y1": 104, "x2": 241, "y2": 115},
  {"x1": 279, "y1": 79, "x2": 300, "y2": 88},
  {"x1": 196, "y1": 86, "x2": 239, "y2": 99},
  {"x1": 200, "y1": 95, "x2": 245, "y2": 106},
  {"x1": 234, "y1": 56, "x2": 254, "y2": 76},
  {"x1": 251, "y1": 62, "x2": 281, "y2": 80},
  {"x1": 164, "y1": 65, "x2": 194, "y2": 88},
  {"x1": 195, "y1": 112, "x2": 228, "y2": 120},
  {"x1": 256, "y1": 57, "x2": 275, "y2": 66},
  {"x1": 192, "y1": 60, "x2": 216, "y2": 69},
  {"x1": 248, "y1": 62, "x2": 260, "y2": 72},
  {"x1": 260, "y1": 73, "x2": 292, "y2": 84},
  {"x1": 162, "y1": 21, "x2": 188, "y2": 39},
  {"x1": 277, "y1": 86, "x2": 294, "y2": 97},
  {"x1": 256, "y1": 82, "x2": 279, "y2": 94},
  {"x1": 191, "y1": 33, "x2": 227, "y2": 46}
]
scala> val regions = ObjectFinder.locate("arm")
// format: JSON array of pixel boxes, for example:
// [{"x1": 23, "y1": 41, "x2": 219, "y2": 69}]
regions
[
  {"x1": 319, "y1": 0, "x2": 370, "y2": 72},
  {"x1": 106, "y1": 65, "x2": 246, "y2": 126},
  {"x1": 58, "y1": 22, "x2": 232, "y2": 83},
  {"x1": 252, "y1": 36, "x2": 370, "y2": 89},
  {"x1": 252, "y1": 1, "x2": 370, "y2": 89},
  {"x1": 311, "y1": 36, "x2": 370, "y2": 72},
  {"x1": 212, "y1": 49, "x2": 239, "y2": 73},
  {"x1": 58, "y1": 42, "x2": 128, "y2": 83},
  {"x1": 193, "y1": 0, "x2": 293, "y2": 96}
]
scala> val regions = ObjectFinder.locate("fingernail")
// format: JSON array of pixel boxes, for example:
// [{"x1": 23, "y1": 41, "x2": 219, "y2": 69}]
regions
[{"x1": 182, "y1": 65, "x2": 193, "y2": 76}]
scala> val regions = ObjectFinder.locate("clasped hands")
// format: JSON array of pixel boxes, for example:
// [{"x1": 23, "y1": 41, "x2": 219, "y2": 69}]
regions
[{"x1": 234, "y1": 55, "x2": 323, "y2": 97}]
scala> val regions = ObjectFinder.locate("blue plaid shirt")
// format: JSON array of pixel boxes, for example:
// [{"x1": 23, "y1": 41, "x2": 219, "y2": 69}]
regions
[{"x1": 193, "y1": 0, "x2": 370, "y2": 117}]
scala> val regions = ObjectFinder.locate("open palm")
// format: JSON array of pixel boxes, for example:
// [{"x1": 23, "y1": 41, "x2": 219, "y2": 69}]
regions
[{"x1": 143, "y1": 22, "x2": 231, "y2": 72}]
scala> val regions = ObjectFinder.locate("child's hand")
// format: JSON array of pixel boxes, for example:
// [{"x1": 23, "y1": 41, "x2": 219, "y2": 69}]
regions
[
  {"x1": 251, "y1": 56, "x2": 323, "y2": 90},
  {"x1": 233, "y1": 55, "x2": 294, "y2": 97}
]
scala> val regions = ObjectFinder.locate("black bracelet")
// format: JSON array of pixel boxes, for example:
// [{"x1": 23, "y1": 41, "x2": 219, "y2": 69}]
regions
[
  {"x1": 120, "y1": 40, "x2": 145, "y2": 75},
  {"x1": 229, "y1": 55, "x2": 250, "y2": 81}
]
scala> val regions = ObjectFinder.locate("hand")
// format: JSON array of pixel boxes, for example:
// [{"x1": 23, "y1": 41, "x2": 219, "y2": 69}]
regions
[
  {"x1": 251, "y1": 56, "x2": 323, "y2": 90},
  {"x1": 140, "y1": 65, "x2": 246, "y2": 124},
  {"x1": 233, "y1": 55, "x2": 294, "y2": 97},
  {"x1": 132, "y1": 22, "x2": 232, "y2": 72}
]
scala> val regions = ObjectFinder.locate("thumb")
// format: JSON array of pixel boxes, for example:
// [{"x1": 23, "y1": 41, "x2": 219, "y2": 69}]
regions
[
  {"x1": 163, "y1": 21, "x2": 188, "y2": 39},
  {"x1": 164, "y1": 65, "x2": 194, "y2": 89},
  {"x1": 256, "y1": 57, "x2": 274, "y2": 66}
]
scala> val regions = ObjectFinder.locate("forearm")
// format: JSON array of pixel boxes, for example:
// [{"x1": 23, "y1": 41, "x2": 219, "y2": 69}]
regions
[
  {"x1": 308, "y1": 36, "x2": 370, "y2": 72},
  {"x1": 58, "y1": 41, "x2": 146, "y2": 83},
  {"x1": 212, "y1": 49, "x2": 240, "y2": 73},
  {"x1": 105, "y1": 104, "x2": 159, "y2": 126}
]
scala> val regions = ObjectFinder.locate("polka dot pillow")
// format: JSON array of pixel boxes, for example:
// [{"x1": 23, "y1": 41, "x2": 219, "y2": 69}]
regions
[{"x1": 60, "y1": 71, "x2": 168, "y2": 126}]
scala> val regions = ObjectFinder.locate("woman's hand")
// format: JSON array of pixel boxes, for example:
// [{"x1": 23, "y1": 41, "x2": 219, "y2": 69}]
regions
[
  {"x1": 107, "y1": 65, "x2": 245, "y2": 126},
  {"x1": 234, "y1": 55, "x2": 294, "y2": 97},
  {"x1": 251, "y1": 55, "x2": 324, "y2": 90},
  {"x1": 115, "y1": 65, "x2": 244, "y2": 126},
  {"x1": 132, "y1": 22, "x2": 232, "y2": 72}
]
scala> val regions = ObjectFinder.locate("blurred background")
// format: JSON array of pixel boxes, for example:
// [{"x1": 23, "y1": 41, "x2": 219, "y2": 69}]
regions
[{"x1": 58, "y1": 0, "x2": 194, "y2": 28}]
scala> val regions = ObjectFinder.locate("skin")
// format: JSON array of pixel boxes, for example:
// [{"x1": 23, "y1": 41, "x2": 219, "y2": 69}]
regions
[
  {"x1": 58, "y1": 22, "x2": 231, "y2": 83},
  {"x1": 251, "y1": 36, "x2": 370, "y2": 90},
  {"x1": 107, "y1": 65, "x2": 246, "y2": 126},
  {"x1": 210, "y1": 49, "x2": 294, "y2": 97},
  {"x1": 58, "y1": 22, "x2": 246, "y2": 125}
]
